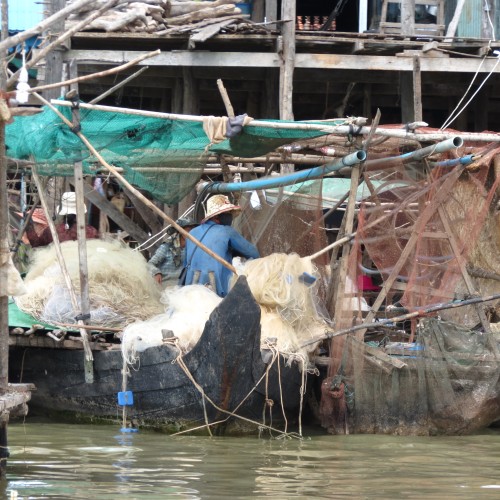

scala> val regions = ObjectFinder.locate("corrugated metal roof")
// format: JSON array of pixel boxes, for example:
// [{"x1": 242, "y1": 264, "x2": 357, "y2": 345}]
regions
[{"x1": 9, "y1": 0, "x2": 43, "y2": 31}]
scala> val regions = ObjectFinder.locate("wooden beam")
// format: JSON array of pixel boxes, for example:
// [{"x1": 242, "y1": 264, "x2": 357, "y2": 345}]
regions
[
  {"x1": 122, "y1": 187, "x2": 163, "y2": 236},
  {"x1": 63, "y1": 50, "x2": 500, "y2": 73},
  {"x1": 75, "y1": 181, "x2": 150, "y2": 244}
]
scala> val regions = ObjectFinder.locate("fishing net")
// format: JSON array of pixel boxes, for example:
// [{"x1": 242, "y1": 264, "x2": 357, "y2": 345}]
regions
[
  {"x1": 121, "y1": 284, "x2": 223, "y2": 364},
  {"x1": 319, "y1": 128, "x2": 500, "y2": 434},
  {"x1": 15, "y1": 238, "x2": 163, "y2": 327},
  {"x1": 6, "y1": 104, "x2": 343, "y2": 204}
]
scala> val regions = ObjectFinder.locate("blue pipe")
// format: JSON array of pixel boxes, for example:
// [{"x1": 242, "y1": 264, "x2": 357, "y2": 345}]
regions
[
  {"x1": 206, "y1": 150, "x2": 367, "y2": 194},
  {"x1": 429, "y1": 154, "x2": 476, "y2": 169}
]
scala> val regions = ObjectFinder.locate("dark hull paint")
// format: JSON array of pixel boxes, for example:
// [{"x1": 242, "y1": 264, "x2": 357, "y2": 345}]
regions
[{"x1": 9, "y1": 277, "x2": 304, "y2": 433}]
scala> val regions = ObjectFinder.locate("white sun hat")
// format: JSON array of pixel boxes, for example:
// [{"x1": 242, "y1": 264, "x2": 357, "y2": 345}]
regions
[
  {"x1": 202, "y1": 195, "x2": 241, "y2": 223},
  {"x1": 58, "y1": 192, "x2": 86, "y2": 216}
]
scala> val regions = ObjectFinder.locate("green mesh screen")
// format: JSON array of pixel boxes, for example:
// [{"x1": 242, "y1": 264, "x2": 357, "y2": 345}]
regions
[{"x1": 6, "y1": 105, "x2": 340, "y2": 204}]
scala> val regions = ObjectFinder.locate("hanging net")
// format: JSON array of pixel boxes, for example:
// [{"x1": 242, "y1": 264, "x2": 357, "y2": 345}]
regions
[
  {"x1": 6, "y1": 103, "x2": 344, "y2": 204},
  {"x1": 319, "y1": 127, "x2": 500, "y2": 435}
]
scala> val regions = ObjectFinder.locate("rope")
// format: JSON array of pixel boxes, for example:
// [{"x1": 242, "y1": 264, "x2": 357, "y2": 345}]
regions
[
  {"x1": 168, "y1": 337, "x2": 302, "y2": 439},
  {"x1": 440, "y1": 51, "x2": 500, "y2": 130}
]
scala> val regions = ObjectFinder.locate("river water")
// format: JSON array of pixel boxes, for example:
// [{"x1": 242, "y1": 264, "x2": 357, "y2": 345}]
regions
[{"x1": 3, "y1": 419, "x2": 500, "y2": 499}]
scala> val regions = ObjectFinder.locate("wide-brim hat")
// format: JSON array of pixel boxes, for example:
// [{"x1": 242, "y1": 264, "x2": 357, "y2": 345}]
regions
[
  {"x1": 58, "y1": 192, "x2": 86, "y2": 216},
  {"x1": 202, "y1": 195, "x2": 241, "y2": 223}
]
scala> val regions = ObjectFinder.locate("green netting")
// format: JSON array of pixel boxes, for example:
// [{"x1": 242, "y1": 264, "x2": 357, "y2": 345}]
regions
[{"x1": 6, "y1": 104, "x2": 338, "y2": 204}]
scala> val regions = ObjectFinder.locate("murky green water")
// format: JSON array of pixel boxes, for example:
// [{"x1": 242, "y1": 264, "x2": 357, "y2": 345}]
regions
[{"x1": 3, "y1": 419, "x2": 500, "y2": 499}]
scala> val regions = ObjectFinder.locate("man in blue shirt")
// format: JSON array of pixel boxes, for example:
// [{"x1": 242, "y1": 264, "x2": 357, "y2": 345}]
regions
[{"x1": 184, "y1": 195, "x2": 259, "y2": 297}]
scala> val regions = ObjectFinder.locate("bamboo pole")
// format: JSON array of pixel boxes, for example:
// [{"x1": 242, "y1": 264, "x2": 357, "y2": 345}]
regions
[
  {"x1": 300, "y1": 291, "x2": 500, "y2": 348},
  {"x1": 89, "y1": 66, "x2": 149, "y2": 105},
  {"x1": 31, "y1": 169, "x2": 94, "y2": 370},
  {"x1": 34, "y1": 92, "x2": 237, "y2": 274},
  {"x1": 50, "y1": 100, "x2": 500, "y2": 143},
  {"x1": 32, "y1": 49, "x2": 161, "y2": 93}
]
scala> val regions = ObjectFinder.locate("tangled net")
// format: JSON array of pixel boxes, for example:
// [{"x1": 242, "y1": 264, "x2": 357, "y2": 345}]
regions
[{"x1": 15, "y1": 239, "x2": 163, "y2": 327}]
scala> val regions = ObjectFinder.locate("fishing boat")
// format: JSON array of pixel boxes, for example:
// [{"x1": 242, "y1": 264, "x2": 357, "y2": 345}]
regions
[{"x1": 8, "y1": 276, "x2": 305, "y2": 434}]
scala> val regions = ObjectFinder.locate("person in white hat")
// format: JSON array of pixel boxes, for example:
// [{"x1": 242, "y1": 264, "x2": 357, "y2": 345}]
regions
[
  {"x1": 26, "y1": 192, "x2": 99, "y2": 247},
  {"x1": 183, "y1": 194, "x2": 259, "y2": 297}
]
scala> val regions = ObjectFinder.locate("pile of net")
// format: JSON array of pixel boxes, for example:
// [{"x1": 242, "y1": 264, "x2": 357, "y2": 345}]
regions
[
  {"x1": 120, "y1": 252, "x2": 329, "y2": 364},
  {"x1": 121, "y1": 285, "x2": 222, "y2": 363},
  {"x1": 15, "y1": 239, "x2": 163, "y2": 327},
  {"x1": 235, "y1": 253, "x2": 328, "y2": 359}
]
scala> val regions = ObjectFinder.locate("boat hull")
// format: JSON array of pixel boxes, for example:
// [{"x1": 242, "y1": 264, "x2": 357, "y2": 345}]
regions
[{"x1": 9, "y1": 277, "x2": 304, "y2": 434}]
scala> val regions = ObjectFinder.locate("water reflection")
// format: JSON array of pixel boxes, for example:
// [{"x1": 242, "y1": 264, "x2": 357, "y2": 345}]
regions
[{"x1": 4, "y1": 420, "x2": 500, "y2": 499}]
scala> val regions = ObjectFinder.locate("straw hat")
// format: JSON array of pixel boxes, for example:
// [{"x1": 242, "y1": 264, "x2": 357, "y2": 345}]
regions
[
  {"x1": 58, "y1": 192, "x2": 86, "y2": 216},
  {"x1": 202, "y1": 195, "x2": 241, "y2": 223}
]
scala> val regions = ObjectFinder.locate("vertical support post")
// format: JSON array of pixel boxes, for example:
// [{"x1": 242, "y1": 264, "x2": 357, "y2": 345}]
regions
[
  {"x1": 400, "y1": 0, "x2": 415, "y2": 36},
  {"x1": 44, "y1": 0, "x2": 66, "y2": 101},
  {"x1": 262, "y1": 69, "x2": 279, "y2": 118},
  {"x1": 67, "y1": 59, "x2": 94, "y2": 383},
  {"x1": 0, "y1": 0, "x2": 8, "y2": 393},
  {"x1": 279, "y1": 0, "x2": 295, "y2": 121},
  {"x1": 180, "y1": 67, "x2": 198, "y2": 216},
  {"x1": 0, "y1": 0, "x2": 8, "y2": 479},
  {"x1": 401, "y1": 56, "x2": 422, "y2": 123},
  {"x1": 412, "y1": 55, "x2": 422, "y2": 122},
  {"x1": 265, "y1": 0, "x2": 278, "y2": 22}
]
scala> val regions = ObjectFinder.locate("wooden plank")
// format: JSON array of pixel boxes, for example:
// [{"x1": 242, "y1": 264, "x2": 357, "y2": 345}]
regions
[
  {"x1": 189, "y1": 19, "x2": 236, "y2": 45},
  {"x1": 75, "y1": 181, "x2": 150, "y2": 244},
  {"x1": 9, "y1": 334, "x2": 110, "y2": 350},
  {"x1": 63, "y1": 49, "x2": 500, "y2": 73}
]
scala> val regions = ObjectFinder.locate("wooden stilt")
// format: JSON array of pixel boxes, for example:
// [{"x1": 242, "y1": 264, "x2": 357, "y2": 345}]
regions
[
  {"x1": 279, "y1": 0, "x2": 296, "y2": 121},
  {"x1": 67, "y1": 60, "x2": 95, "y2": 382},
  {"x1": 31, "y1": 169, "x2": 95, "y2": 367}
]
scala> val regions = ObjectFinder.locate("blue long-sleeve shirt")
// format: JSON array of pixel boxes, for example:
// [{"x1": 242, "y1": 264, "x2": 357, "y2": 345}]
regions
[{"x1": 184, "y1": 220, "x2": 259, "y2": 297}]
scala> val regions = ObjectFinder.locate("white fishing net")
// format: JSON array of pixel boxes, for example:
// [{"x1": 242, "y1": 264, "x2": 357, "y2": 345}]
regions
[
  {"x1": 235, "y1": 253, "x2": 328, "y2": 357},
  {"x1": 15, "y1": 239, "x2": 163, "y2": 327},
  {"x1": 121, "y1": 284, "x2": 222, "y2": 364}
]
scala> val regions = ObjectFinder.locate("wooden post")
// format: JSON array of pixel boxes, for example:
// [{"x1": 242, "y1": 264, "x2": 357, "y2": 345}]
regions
[
  {"x1": 44, "y1": 0, "x2": 66, "y2": 101},
  {"x1": 67, "y1": 60, "x2": 94, "y2": 382},
  {"x1": 400, "y1": 58, "x2": 422, "y2": 124},
  {"x1": 265, "y1": 0, "x2": 278, "y2": 22},
  {"x1": 0, "y1": 0, "x2": 8, "y2": 395},
  {"x1": 262, "y1": 69, "x2": 279, "y2": 118},
  {"x1": 182, "y1": 67, "x2": 199, "y2": 115},
  {"x1": 279, "y1": 0, "x2": 295, "y2": 121},
  {"x1": 0, "y1": 0, "x2": 8, "y2": 478},
  {"x1": 412, "y1": 55, "x2": 422, "y2": 122},
  {"x1": 400, "y1": 0, "x2": 415, "y2": 36}
]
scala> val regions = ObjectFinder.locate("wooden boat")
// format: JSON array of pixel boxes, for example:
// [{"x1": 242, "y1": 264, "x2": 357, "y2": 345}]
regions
[{"x1": 8, "y1": 277, "x2": 304, "y2": 434}]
